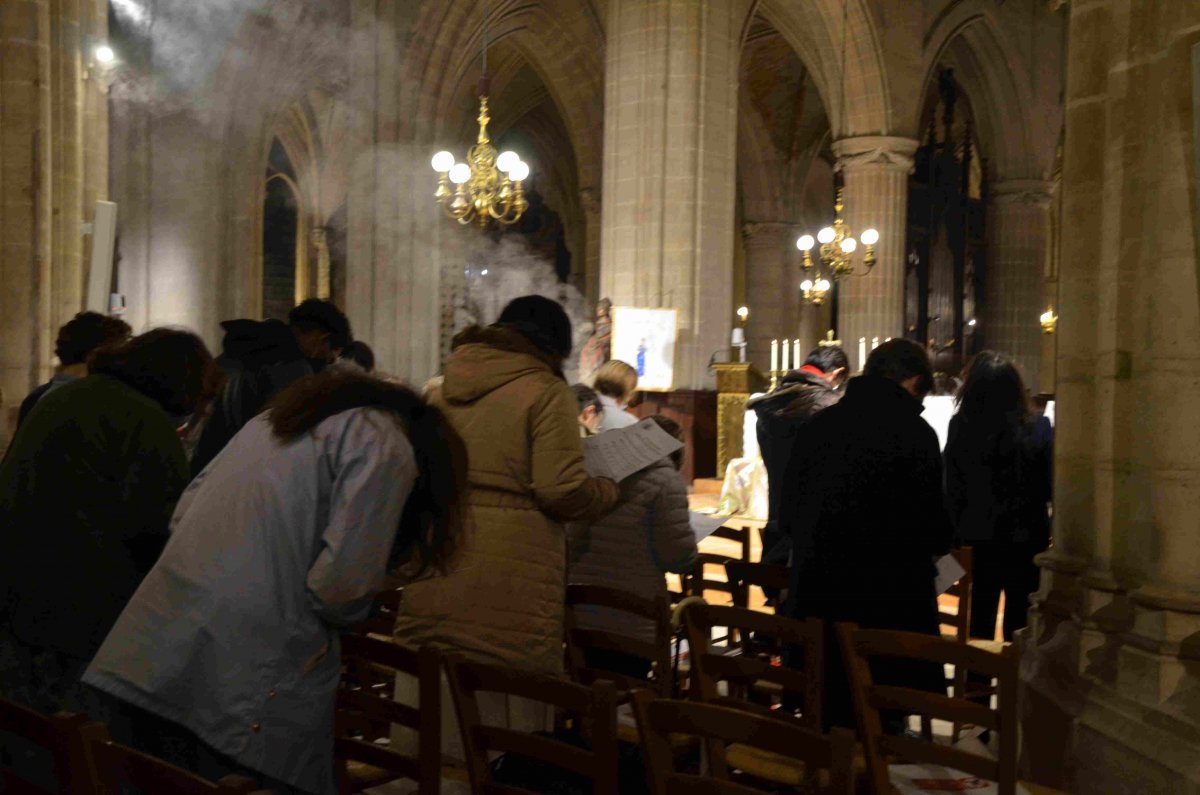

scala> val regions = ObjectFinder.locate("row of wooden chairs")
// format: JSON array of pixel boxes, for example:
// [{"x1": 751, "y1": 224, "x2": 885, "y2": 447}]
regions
[
  {"x1": 331, "y1": 596, "x2": 1026, "y2": 794},
  {"x1": 0, "y1": 698, "x2": 266, "y2": 794}
]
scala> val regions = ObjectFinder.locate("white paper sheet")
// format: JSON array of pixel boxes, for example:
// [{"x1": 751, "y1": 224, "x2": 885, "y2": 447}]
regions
[
  {"x1": 889, "y1": 764, "x2": 1030, "y2": 794},
  {"x1": 935, "y1": 554, "x2": 967, "y2": 594},
  {"x1": 689, "y1": 511, "x2": 732, "y2": 541},
  {"x1": 583, "y1": 418, "x2": 685, "y2": 482}
]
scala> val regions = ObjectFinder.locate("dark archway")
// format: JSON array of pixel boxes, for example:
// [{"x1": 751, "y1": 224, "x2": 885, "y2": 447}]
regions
[{"x1": 262, "y1": 138, "x2": 300, "y2": 321}]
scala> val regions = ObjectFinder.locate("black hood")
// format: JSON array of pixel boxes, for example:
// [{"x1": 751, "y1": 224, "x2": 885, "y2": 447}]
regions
[
  {"x1": 748, "y1": 368, "x2": 834, "y2": 416},
  {"x1": 218, "y1": 319, "x2": 303, "y2": 369}
]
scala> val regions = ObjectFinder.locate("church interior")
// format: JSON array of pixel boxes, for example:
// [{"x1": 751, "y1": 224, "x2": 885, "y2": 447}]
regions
[{"x1": 2, "y1": 0, "x2": 1200, "y2": 793}]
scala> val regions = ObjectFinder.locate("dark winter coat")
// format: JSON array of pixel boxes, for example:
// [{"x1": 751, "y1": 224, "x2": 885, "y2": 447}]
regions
[
  {"x1": 190, "y1": 319, "x2": 312, "y2": 475},
  {"x1": 0, "y1": 375, "x2": 189, "y2": 662},
  {"x1": 781, "y1": 375, "x2": 953, "y2": 729},
  {"x1": 748, "y1": 368, "x2": 842, "y2": 563},
  {"x1": 943, "y1": 413, "x2": 1053, "y2": 547}
]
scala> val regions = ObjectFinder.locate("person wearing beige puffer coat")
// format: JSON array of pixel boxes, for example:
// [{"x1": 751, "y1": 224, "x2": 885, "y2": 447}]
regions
[
  {"x1": 567, "y1": 416, "x2": 696, "y2": 654},
  {"x1": 393, "y1": 298, "x2": 619, "y2": 675}
]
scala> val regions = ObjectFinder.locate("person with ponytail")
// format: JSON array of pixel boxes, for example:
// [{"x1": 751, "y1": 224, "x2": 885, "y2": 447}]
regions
[
  {"x1": 944, "y1": 351, "x2": 1053, "y2": 642},
  {"x1": 84, "y1": 371, "x2": 466, "y2": 795}
]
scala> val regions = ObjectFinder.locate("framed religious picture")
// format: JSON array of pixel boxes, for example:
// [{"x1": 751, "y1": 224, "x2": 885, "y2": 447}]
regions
[{"x1": 610, "y1": 306, "x2": 678, "y2": 392}]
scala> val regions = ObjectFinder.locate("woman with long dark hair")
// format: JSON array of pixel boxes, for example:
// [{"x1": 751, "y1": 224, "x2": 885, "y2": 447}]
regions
[
  {"x1": 0, "y1": 328, "x2": 219, "y2": 717},
  {"x1": 944, "y1": 351, "x2": 1053, "y2": 641},
  {"x1": 85, "y1": 371, "x2": 466, "y2": 794}
]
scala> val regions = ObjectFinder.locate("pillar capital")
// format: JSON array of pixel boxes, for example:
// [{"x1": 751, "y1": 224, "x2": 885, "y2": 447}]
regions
[
  {"x1": 832, "y1": 136, "x2": 920, "y2": 175},
  {"x1": 991, "y1": 179, "x2": 1055, "y2": 207}
]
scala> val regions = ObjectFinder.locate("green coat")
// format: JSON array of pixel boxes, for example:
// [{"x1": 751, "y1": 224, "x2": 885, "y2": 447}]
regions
[{"x1": 0, "y1": 375, "x2": 188, "y2": 662}]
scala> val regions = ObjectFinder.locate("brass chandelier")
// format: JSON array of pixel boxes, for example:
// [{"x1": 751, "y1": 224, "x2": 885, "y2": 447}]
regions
[
  {"x1": 796, "y1": 189, "x2": 878, "y2": 305},
  {"x1": 430, "y1": 3, "x2": 529, "y2": 228},
  {"x1": 795, "y1": 0, "x2": 879, "y2": 307}
]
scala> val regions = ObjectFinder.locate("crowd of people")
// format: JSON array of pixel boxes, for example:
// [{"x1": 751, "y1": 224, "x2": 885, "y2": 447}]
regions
[{"x1": 0, "y1": 293, "x2": 1052, "y2": 793}]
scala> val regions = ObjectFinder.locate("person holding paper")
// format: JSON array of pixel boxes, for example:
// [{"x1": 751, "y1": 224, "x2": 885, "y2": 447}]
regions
[
  {"x1": 781, "y1": 339, "x2": 953, "y2": 732},
  {"x1": 944, "y1": 351, "x2": 1053, "y2": 642},
  {"x1": 568, "y1": 415, "x2": 695, "y2": 675}
]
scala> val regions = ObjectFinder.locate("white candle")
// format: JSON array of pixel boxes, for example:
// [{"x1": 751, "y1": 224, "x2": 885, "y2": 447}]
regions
[
  {"x1": 872, "y1": 336, "x2": 879, "y2": 350},
  {"x1": 770, "y1": 339, "x2": 778, "y2": 374},
  {"x1": 781, "y1": 340, "x2": 790, "y2": 372},
  {"x1": 859, "y1": 337, "x2": 867, "y2": 370},
  {"x1": 793, "y1": 339, "x2": 800, "y2": 368},
  {"x1": 730, "y1": 327, "x2": 745, "y2": 346}
]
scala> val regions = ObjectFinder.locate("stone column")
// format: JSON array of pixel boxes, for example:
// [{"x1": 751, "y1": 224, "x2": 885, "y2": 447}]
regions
[
  {"x1": 310, "y1": 226, "x2": 331, "y2": 300},
  {"x1": 1020, "y1": 2, "x2": 1200, "y2": 792},
  {"x1": 0, "y1": 0, "x2": 53, "y2": 446},
  {"x1": 831, "y1": 136, "x2": 918, "y2": 372},
  {"x1": 741, "y1": 222, "x2": 795, "y2": 371},
  {"x1": 600, "y1": 0, "x2": 752, "y2": 389},
  {"x1": 580, "y1": 187, "x2": 601, "y2": 302},
  {"x1": 984, "y1": 180, "x2": 1053, "y2": 385}
]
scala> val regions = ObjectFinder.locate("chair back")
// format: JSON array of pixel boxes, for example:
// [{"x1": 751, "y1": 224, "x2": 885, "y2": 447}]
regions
[
  {"x1": 565, "y1": 583, "x2": 673, "y2": 696},
  {"x1": 689, "y1": 523, "x2": 754, "y2": 605},
  {"x1": 630, "y1": 691, "x2": 855, "y2": 795},
  {"x1": 83, "y1": 724, "x2": 259, "y2": 795},
  {"x1": 836, "y1": 623, "x2": 1020, "y2": 795},
  {"x1": 682, "y1": 602, "x2": 823, "y2": 729},
  {"x1": 335, "y1": 634, "x2": 440, "y2": 794},
  {"x1": 723, "y1": 561, "x2": 789, "y2": 611},
  {"x1": 443, "y1": 655, "x2": 619, "y2": 795},
  {"x1": 350, "y1": 581, "x2": 404, "y2": 636},
  {"x1": 0, "y1": 699, "x2": 95, "y2": 795},
  {"x1": 938, "y1": 547, "x2": 974, "y2": 643}
]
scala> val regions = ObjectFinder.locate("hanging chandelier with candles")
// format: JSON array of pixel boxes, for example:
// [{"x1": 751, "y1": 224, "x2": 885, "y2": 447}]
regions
[
  {"x1": 430, "y1": 3, "x2": 529, "y2": 228},
  {"x1": 795, "y1": 0, "x2": 880, "y2": 307},
  {"x1": 796, "y1": 189, "x2": 878, "y2": 305}
]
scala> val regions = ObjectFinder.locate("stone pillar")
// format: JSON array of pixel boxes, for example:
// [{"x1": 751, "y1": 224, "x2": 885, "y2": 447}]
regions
[
  {"x1": 1020, "y1": 2, "x2": 1200, "y2": 792},
  {"x1": 600, "y1": 0, "x2": 752, "y2": 389},
  {"x1": 741, "y1": 222, "x2": 795, "y2": 371},
  {"x1": 310, "y1": 226, "x2": 331, "y2": 300},
  {"x1": 0, "y1": 0, "x2": 53, "y2": 445},
  {"x1": 580, "y1": 187, "x2": 601, "y2": 302},
  {"x1": 984, "y1": 180, "x2": 1053, "y2": 385},
  {"x1": 831, "y1": 136, "x2": 918, "y2": 372}
]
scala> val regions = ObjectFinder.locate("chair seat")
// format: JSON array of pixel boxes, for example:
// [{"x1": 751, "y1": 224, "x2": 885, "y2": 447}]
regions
[
  {"x1": 725, "y1": 743, "x2": 868, "y2": 789},
  {"x1": 968, "y1": 638, "x2": 1009, "y2": 654},
  {"x1": 343, "y1": 760, "x2": 403, "y2": 791},
  {"x1": 726, "y1": 744, "x2": 808, "y2": 787}
]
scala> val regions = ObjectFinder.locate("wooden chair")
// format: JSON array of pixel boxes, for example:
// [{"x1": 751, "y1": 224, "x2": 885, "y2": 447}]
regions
[
  {"x1": 631, "y1": 691, "x2": 856, "y2": 795},
  {"x1": 0, "y1": 698, "x2": 96, "y2": 795},
  {"x1": 443, "y1": 654, "x2": 619, "y2": 794},
  {"x1": 682, "y1": 603, "x2": 823, "y2": 729},
  {"x1": 837, "y1": 623, "x2": 1021, "y2": 795},
  {"x1": 723, "y1": 561, "x2": 789, "y2": 611},
  {"x1": 938, "y1": 547, "x2": 974, "y2": 645},
  {"x1": 350, "y1": 579, "x2": 404, "y2": 637},
  {"x1": 82, "y1": 724, "x2": 259, "y2": 795},
  {"x1": 689, "y1": 523, "x2": 755, "y2": 606},
  {"x1": 565, "y1": 583, "x2": 673, "y2": 697},
  {"x1": 335, "y1": 633, "x2": 441, "y2": 794},
  {"x1": 682, "y1": 603, "x2": 828, "y2": 788}
]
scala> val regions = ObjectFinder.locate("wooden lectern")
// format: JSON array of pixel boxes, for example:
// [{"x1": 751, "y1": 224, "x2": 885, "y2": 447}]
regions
[{"x1": 712, "y1": 363, "x2": 768, "y2": 476}]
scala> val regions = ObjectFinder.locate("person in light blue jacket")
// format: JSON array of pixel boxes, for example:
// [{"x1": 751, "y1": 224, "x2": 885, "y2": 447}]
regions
[{"x1": 84, "y1": 371, "x2": 466, "y2": 795}]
